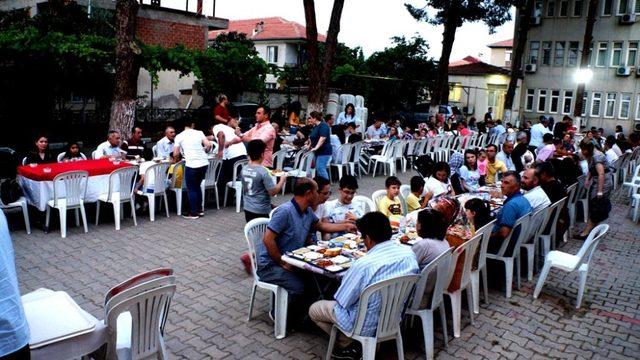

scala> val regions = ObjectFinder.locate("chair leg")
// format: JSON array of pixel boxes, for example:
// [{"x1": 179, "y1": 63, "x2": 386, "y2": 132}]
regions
[
  {"x1": 419, "y1": 312, "x2": 434, "y2": 360},
  {"x1": 45, "y1": 206, "x2": 51, "y2": 229},
  {"x1": 200, "y1": 182, "x2": 206, "y2": 210},
  {"x1": 504, "y1": 259, "x2": 513, "y2": 299},
  {"x1": 163, "y1": 193, "x2": 170, "y2": 217},
  {"x1": 21, "y1": 204, "x2": 31, "y2": 235},
  {"x1": 395, "y1": 333, "x2": 405, "y2": 360},
  {"x1": 516, "y1": 254, "x2": 521, "y2": 290},
  {"x1": 361, "y1": 340, "x2": 377, "y2": 360},
  {"x1": 325, "y1": 326, "x2": 338, "y2": 360},
  {"x1": 466, "y1": 286, "x2": 475, "y2": 326},
  {"x1": 576, "y1": 269, "x2": 588, "y2": 309},
  {"x1": 235, "y1": 187, "x2": 242, "y2": 213},
  {"x1": 113, "y1": 202, "x2": 121, "y2": 230},
  {"x1": 214, "y1": 188, "x2": 220, "y2": 210},
  {"x1": 482, "y1": 268, "x2": 490, "y2": 305},
  {"x1": 79, "y1": 205, "x2": 88, "y2": 233},
  {"x1": 448, "y1": 291, "x2": 462, "y2": 338},
  {"x1": 470, "y1": 271, "x2": 480, "y2": 314},
  {"x1": 439, "y1": 304, "x2": 448, "y2": 349},
  {"x1": 148, "y1": 196, "x2": 156, "y2": 222},
  {"x1": 120, "y1": 203, "x2": 124, "y2": 220},
  {"x1": 74, "y1": 208, "x2": 80, "y2": 227},
  {"x1": 59, "y1": 207, "x2": 67, "y2": 238},
  {"x1": 527, "y1": 246, "x2": 534, "y2": 282},
  {"x1": 175, "y1": 191, "x2": 182, "y2": 215},
  {"x1": 95, "y1": 202, "x2": 101, "y2": 226},
  {"x1": 533, "y1": 262, "x2": 551, "y2": 299},
  {"x1": 130, "y1": 199, "x2": 137, "y2": 226},
  {"x1": 274, "y1": 287, "x2": 288, "y2": 339},
  {"x1": 247, "y1": 284, "x2": 257, "y2": 321},
  {"x1": 223, "y1": 187, "x2": 229, "y2": 207}
]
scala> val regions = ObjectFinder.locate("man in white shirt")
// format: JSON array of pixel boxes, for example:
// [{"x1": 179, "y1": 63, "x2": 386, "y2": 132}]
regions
[
  {"x1": 213, "y1": 117, "x2": 247, "y2": 188},
  {"x1": 365, "y1": 119, "x2": 384, "y2": 140},
  {"x1": 496, "y1": 141, "x2": 516, "y2": 171},
  {"x1": 521, "y1": 168, "x2": 551, "y2": 212},
  {"x1": 604, "y1": 136, "x2": 619, "y2": 169},
  {"x1": 530, "y1": 117, "x2": 552, "y2": 148},
  {"x1": 95, "y1": 130, "x2": 122, "y2": 158},
  {"x1": 323, "y1": 175, "x2": 365, "y2": 239},
  {"x1": 155, "y1": 126, "x2": 175, "y2": 158}
]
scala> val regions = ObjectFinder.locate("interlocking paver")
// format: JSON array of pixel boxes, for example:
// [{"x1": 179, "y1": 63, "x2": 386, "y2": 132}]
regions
[{"x1": 5, "y1": 170, "x2": 640, "y2": 359}]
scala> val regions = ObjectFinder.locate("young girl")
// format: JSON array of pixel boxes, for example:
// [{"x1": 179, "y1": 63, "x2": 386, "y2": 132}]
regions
[
  {"x1": 61, "y1": 142, "x2": 84, "y2": 162},
  {"x1": 464, "y1": 198, "x2": 493, "y2": 234},
  {"x1": 477, "y1": 150, "x2": 488, "y2": 176},
  {"x1": 459, "y1": 149, "x2": 481, "y2": 192}
]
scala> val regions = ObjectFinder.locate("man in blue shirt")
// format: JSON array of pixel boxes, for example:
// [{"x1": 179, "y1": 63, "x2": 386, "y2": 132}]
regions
[
  {"x1": 0, "y1": 212, "x2": 30, "y2": 359},
  {"x1": 489, "y1": 171, "x2": 532, "y2": 255},
  {"x1": 308, "y1": 212, "x2": 418, "y2": 359}
]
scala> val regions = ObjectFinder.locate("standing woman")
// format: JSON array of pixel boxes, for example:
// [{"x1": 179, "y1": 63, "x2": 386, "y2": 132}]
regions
[
  {"x1": 25, "y1": 134, "x2": 54, "y2": 164},
  {"x1": 459, "y1": 149, "x2": 481, "y2": 192},
  {"x1": 575, "y1": 142, "x2": 612, "y2": 239},
  {"x1": 173, "y1": 116, "x2": 213, "y2": 219},
  {"x1": 307, "y1": 111, "x2": 332, "y2": 180},
  {"x1": 336, "y1": 103, "x2": 356, "y2": 125}
]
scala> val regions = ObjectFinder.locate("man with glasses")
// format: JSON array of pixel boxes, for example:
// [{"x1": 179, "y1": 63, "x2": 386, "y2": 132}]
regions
[{"x1": 322, "y1": 175, "x2": 364, "y2": 240}]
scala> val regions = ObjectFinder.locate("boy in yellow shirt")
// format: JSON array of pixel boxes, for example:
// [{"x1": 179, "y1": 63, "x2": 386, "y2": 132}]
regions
[
  {"x1": 378, "y1": 176, "x2": 403, "y2": 221},
  {"x1": 406, "y1": 176, "x2": 429, "y2": 212}
]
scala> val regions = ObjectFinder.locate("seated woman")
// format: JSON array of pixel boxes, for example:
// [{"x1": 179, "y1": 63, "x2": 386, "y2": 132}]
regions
[
  {"x1": 423, "y1": 161, "x2": 453, "y2": 202},
  {"x1": 459, "y1": 149, "x2": 481, "y2": 193},
  {"x1": 59, "y1": 142, "x2": 85, "y2": 162},
  {"x1": 24, "y1": 134, "x2": 54, "y2": 164}
]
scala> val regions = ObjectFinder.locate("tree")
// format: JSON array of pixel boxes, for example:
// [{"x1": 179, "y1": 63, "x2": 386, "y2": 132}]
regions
[
  {"x1": 572, "y1": 0, "x2": 600, "y2": 127},
  {"x1": 303, "y1": 0, "x2": 345, "y2": 112},
  {"x1": 109, "y1": 0, "x2": 140, "y2": 139},
  {"x1": 406, "y1": 1, "x2": 512, "y2": 111},
  {"x1": 504, "y1": 0, "x2": 534, "y2": 124}
]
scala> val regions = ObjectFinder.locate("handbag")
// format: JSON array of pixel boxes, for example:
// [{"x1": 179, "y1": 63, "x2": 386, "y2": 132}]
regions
[{"x1": 589, "y1": 196, "x2": 611, "y2": 223}]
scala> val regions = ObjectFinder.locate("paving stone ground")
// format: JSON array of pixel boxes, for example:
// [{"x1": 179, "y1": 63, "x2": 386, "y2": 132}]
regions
[{"x1": 6, "y1": 170, "x2": 640, "y2": 359}]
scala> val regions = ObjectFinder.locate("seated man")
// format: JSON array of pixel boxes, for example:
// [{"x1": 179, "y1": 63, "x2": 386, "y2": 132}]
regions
[
  {"x1": 537, "y1": 161, "x2": 566, "y2": 203},
  {"x1": 521, "y1": 168, "x2": 551, "y2": 212},
  {"x1": 121, "y1": 125, "x2": 147, "y2": 159},
  {"x1": 496, "y1": 141, "x2": 515, "y2": 171},
  {"x1": 155, "y1": 126, "x2": 176, "y2": 158},
  {"x1": 95, "y1": 130, "x2": 122, "y2": 158},
  {"x1": 489, "y1": 171, "x2": 532, "y2": 254},
  {"x1": 323, "y1": 175, "x2": 365, "y2": 239},
  {"x1": 308, "y1": 212, "x2": 419, "y2": 359},
  {"x1": 345, "y1": 123, "x2": 362, "y2": 144},
  {"x1": 365, "y1": 119, "x2": 384, "y2": 140}
]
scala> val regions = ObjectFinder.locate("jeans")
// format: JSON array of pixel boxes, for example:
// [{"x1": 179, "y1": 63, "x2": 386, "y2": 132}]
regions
[
  {"x1": 315, "y1": 154, "x2": 332, "y2": 180},
  {"x1": 244, "y1": 210, "x2": 269, "y2": 223},
  {"x1": 185, "y1": 165, "x2": 207, "y2": 216}
]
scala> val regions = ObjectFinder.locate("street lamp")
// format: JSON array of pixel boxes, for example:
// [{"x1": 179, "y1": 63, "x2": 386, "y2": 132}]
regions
[{"x1": 574, "y1": 68, "x2": 593, "y2": 84}]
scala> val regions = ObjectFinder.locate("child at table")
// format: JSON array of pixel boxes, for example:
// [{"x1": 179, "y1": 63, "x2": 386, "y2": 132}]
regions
[
  {"x1": 378, "y1": 176, "x2": 403, "y2": 222},
  {"x1": 406, "y1": 176, "x2": 428, "y2": 212}
]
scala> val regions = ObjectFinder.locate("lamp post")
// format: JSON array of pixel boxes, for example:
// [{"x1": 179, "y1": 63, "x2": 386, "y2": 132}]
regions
[{"x1": 573, "y1": 68, "x2": 592, "y2": 129}]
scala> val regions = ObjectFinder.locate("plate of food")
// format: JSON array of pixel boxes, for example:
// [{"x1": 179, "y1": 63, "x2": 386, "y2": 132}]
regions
[
  {"x1": 323, "y1": 248, "x2": 342, "y2": 257},
  {"x1": 303, "y1": 252, "x2": 324, "y2": 260},
  {"x1": 271, "y1": 170, "x2": 287, "y2": 177}
]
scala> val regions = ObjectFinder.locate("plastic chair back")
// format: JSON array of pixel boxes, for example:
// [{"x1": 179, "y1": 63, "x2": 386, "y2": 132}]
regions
[
  {"x1": 352, "y1": 195, "x2": 376, "y2": 214},
  {"x1": 152, "y1": 144, "x2": 158, "y2": 158},
  {"x1": 399, "y1": 185, "x2": 411, "y2": 204},
  {"x1": 272, "y1": 149, "x2": 287, "y2": 171},
  {"x1": 525, "y1": 206, "x2": 548, "y2": 244},
  {"x1": 371, "y1": 190, "x2": 387, "y2": 210},
  {"x1": 244, "y1": 218, "x2": 270, "y2": 279},
  {"x1": 575, "y1": 224, "x2": 609, "y2": 269},
  {"x1": 91, "y1": 150, "x2": 100, "y2": 159},
  {"x1": 143, "y1": 162, "x2": 170, "y2": 195},
  {"x1": 105, "y1": 284, "x2": 176, "y2": 360},
  {"x1": 447, "y1": 235, "x2": 481, "y2": 290},
  {"x1": 409, "y1": 248, "x2": 453, "y2": 311},
  {"x1": 104, "y1": 268, "x2": 174, "y2": 307},
  {"x1": 540, "y1": 197, "x2": 567, "y2": 238},
  {"x1": 475, "y1": 219, "x2": 497, "y2": 272},
  {"x1": 565, "y1": 182, "x2": 579, "y2": 207},
  {"x1": 204, "y1": 158, "x2": 222, "y2": 187},
  {"x1": 348, "y1": 274, "x2": 419, "y2": 338},
  {"x1": 106, "y1": 167, "x2": 138, "y2": 202},
  {"x1": 576, "y1": 174, "x2": 589, "y2": 200},
  {"x1": 104, "y1": 275, "x2": 176, "y2": 322},
  {"x1": 337, "y1": 143, "x2": 352, "y2": 165},
  {"x1": 297, "y1": 151, "x2": 314, "y2": 174},
  {"x1": 351, "y1": 141, "x2": 363, "y2": 163},
  {"x1": 52, "y1": 170, "x2": 89, "y2": 207},
  {"x1": 170, "y1": 160, "x2": 185, "y2": 190},
  {"x1": 496, "y1": 213, "x2": 531, "y2": 257}
]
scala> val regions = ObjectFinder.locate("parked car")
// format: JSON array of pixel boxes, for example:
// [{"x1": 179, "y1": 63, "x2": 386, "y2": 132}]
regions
[
  {"x1": 231, "y1": 102, "x2": 259, "y2": 132},
  {"x1": 394, "y1": 103, "x2": 463, "y2": 126}
]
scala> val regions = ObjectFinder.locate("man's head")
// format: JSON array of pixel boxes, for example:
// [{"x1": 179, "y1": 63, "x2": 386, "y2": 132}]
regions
[
  {"x1": 543, "y1": 133, "x2": 554, "y2": 144},
  {"x1": 325, "y1": 114, "x2": 335, "y2": 126},
  {"x1": 217, "y1": 94, "x2": 228, "y2": 105},
  {"x1": 131, "y1": 126, "x2": 142, "y2": 142},
  {"x1": 486, "y1": 144, "x2": 498, "y2": 161},
  {"x1": 356, "y1": 212, "x2": 392, "y2": 250},
  {"x1": 535, "y1": 161, "x2": 555, "y2": 183},
  {"x1": 293, "y1": 178, "x2": 318, "y2": 208},
  {"x1": 247, "y1": 139, "x2": 266, "y2": 162},
  {"x1": 501, "y1": 171, "x2": 522, "y2": 196},
  {"x1": 488, "y1": 107, "x2": 493, "y2": 113},
  {"x1": 385, "y1": 176, "x2": 401, "y2": 198},
  {"x1": 338, "y1": 175, "x2": 358, "y2": 205},
  {"x1": 410, "y1": 175, "x2": 425, "y2": 194},
  {"x1": 516, "y1": 131, "x2": 528, "y2": 145},
  {"x1": 520, "y1": 168, "x2": 540, "y2": 191},
  {"x1": 107, "y1": 130, "x2": 121, "y2": 146},
  {"x1": 374, "y1": 119, "x2": 383, "y2": 129},
  {"x1": 255, "y1": 105, "x2": 271, "y2": 124},
  {"x1": 502, "y1": 141, "x2": 514, "y2": 155},
  {"x1": 314, "y1": 176, "x2": 331, "y2": 206},
  {"x1": 165, "y1": 126, "x2": 176, "y2": 141},
  {"x1": 227, "y1": 117, "x2": 239, "y2": 129},
  {"x1": 345, "y1": 122, "x2": 356, "y2": 134},
  {"x1": 605, "y1": 135, "x2": 616, "y2": 149},
  {"x1": 539, "y1": 116, "x2": 549, "y2": 125}
]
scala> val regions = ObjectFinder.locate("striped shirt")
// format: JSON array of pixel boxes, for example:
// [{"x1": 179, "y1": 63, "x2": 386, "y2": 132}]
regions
[{"x1": 333, "y1": 241, "x2": 418, "y2": 336}]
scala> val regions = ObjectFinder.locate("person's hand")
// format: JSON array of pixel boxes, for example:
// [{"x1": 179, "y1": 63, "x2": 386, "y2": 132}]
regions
[
  {"x1": 344, "y1": 223, "x2": 358, "y2": 233},
  {"x1": 217, "y1": 151, "x2": 223, "y2": 158},
  {"x1": 344, "y1": 212, "x2": 357, "y2": 222}
]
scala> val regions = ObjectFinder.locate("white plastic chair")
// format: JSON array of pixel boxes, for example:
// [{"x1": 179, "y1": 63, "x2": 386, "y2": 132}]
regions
[
  {"x1": 444, "y1": 235, "x2": 481, "y2": 338},
  {"x1": 470, "y1": 219, "x2": 497, "y2": 314},
  {"x1": 371, "y1": 189, "x2": 387, "y2": 212},
  {"x1": 564, "y1": 182, "x2": 579, "y2": 240},
  {"x1": 399, "y1": 184, "x2": 411, "y2": 213},
  {"x1": 520, "y1": 206, "x2": 549, "y2": 282},
  {"x1": 105, "y1": 284, "x2": 176, "y2": 360},
  {"x1": 136, "y1": 162, "x2": 171, "y2": 222},
  {"x1": 349, "y1": 141, "x2": 366, "y2": 176},
  {"x1": 391, "y1": 140, "x2": 408, "y2": 174},
  {"x1": 533, "y1": 224, "x2": 609, "y2": 308},
  {"x1": 56, "y1": 152, "x2": 87, "y2": 162},
  {"x1": 631, "y1": 193, "x2": 640, "y2": 223},
  {"x1": 224, "y1": 158, "x2": 249, "y2": 213},
  {"x1": 45, "y1": 170, "x2": 89, "y2": 238},
  {"x1": 168, "y1": 160, "x2": 185, "y2": 215},
  {"x1": 622, "y1": 163, "x2": 640, "y2": 197},
  {"x1": 244, "y1": 218, "x2": 289, "y2": 339},
  {"x1": 287, "y1": 151, "x2": 314, "y2": 190},
  {"x1": 352, "y1": 195, "x2": 376, "y2": 214},
  {"x1": 201, "y1": 158, "x2": 222, "y2": 210},
  {"x1": 92, "y1": 149, "x2": 100, "y2": 159},
  {"x1": 486, "y1": 213, "x2": 531, "y2": 298},
  {"x1": 330, "y1": 143, "x2": 352, "y2": 180},
  {"x1": 95, "y1": 167, "x2": 138, "y2": 230},
  {"x1": 324, "y1": 274, "x2": 420, "y2": 360},
  {"x1": 405, "y1": 248, "x2": 452, "y2": 360},
  {"x1": 538, "y1": 197, "x2": 567, "y2": 258},
  {"x1": 151, "y1": 144, "x2": 158, "y2": 158},
  {"x1": 575, "y1": 175, "x2": 589, "y2": 223},
  {"x1": 368, "y1": 142, "x2": 396, "y2": 177},
  {"x1": 0, "y1": 180, "x2": 31, "y2": 234},
  {"x1": 271, "y1": 149, "x2": 287, "y2": 171}
]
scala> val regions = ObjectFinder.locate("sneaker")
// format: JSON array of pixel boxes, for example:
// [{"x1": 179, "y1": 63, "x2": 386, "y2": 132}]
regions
[
  {"x1": 198, "y1": 211, "x2": 205, "y2": 216},
  {"x1": 182, "y1": 214, "x2": 200, "y2": 220},
  {"x1": 332, "y1": 345, "x2": 362, "y2": 360}
]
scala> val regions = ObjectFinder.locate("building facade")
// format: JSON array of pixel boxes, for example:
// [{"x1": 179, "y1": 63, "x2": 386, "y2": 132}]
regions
[
  {"x1": 520, "y1": 0, "x2": 640, "y2": 133},
  {"x1": 488, "y1": 39, "x2": 514, "y2": 68}
]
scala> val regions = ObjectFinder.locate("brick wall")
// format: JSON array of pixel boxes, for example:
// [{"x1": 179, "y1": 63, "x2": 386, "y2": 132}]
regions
[{"x1": 136, "y1": 17, "x2": 205, "y2": 50}]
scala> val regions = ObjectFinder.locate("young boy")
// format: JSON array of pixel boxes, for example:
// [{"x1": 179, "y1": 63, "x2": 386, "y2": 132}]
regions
[
  {"x1": 406, "y1": 176, "x2": 429, "y2": 212},
  {"x1": 241, "y1": 139, "x2": 287, "y2": 222},
  {"x1": 378, "y1": 176, "x2": 403, "y2": 221}
]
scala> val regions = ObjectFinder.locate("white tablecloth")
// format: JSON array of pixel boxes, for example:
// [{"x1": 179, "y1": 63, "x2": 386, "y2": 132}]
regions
[{"x1": 18, "y1": 175, "x2": 111, "y2": 212}]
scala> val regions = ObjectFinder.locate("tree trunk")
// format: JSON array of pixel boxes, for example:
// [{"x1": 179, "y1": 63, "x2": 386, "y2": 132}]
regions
[
  {"x1": 504, "y1": 0, "x2": 534, "y2": 124},
  {"x1": 109, "y1": 0, "x2": 140, "y2": 138},
  {"x1": 573, "y1": 0, "x2": 599, "y2": 128},
  {"x1": 303, "y1": 0, "x2": 321, "y2": 110},
  {"x1": 432, "y1": 13, "x2": 459, "y2": 109},
  {"x1": 318, "y1": 0, "x2": 345, "y2": 109}
]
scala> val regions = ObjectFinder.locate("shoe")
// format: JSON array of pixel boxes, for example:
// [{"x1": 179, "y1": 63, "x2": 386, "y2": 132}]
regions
[
  {"x1": 198, "y1": 211, "x2": 205, "y2": 216},
  {"x1": 182, "y1": 214, "x2": 200, "y2": 219},
  {"x1": 573, "y1": 233, "x2": 588, "y2": 240},
  {"x1": 332, "y1": 344, "x2": 362, "y2": 360}
]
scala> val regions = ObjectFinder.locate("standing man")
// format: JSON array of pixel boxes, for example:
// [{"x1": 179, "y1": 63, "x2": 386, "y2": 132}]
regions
[
  {"x1": 121, "y1": 125, "x2": 147, "y2": 159},
  {"x1": 530, "y1": 117, "x2": 552, "y2": 149},
  {"x1": 485, "y1": 144, "x2": 508, "y2": 185},
  {"x1": 213, "y1": 117, "x2": 247, "y2": 188},
  {"x1": 214, "y1": 94, "x2": 231, "y2": 125},
  {"x1": 0, "y1": 211, "x2": 30, "y2": 359},
  {"x1": 227, "y1": 105, "x2": 276, "y2": 167},
  {"x1": 496, "y1": 141, "x2": 515, "y2": 171},
  {"x1": 155, "y1": 126, "x2": 176, "y2": 158},
  {"x1": 484, "y1": 107, "x2": 493, "y2": 122}
]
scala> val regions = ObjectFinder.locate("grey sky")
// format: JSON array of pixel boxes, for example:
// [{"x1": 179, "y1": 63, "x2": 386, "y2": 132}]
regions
[{"x1": 167, "y1": 0, "x2": 515, "y2": 62}]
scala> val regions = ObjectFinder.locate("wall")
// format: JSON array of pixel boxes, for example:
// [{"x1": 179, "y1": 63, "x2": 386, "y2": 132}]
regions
[
  {"x1": 137, "y1": 69, "x2": 199, "y2": 109},
  {"x1": 489, "y1": 47, "x2": 512, "y2": 68},
  {"x1": 136, "y1": 17, "x2": 206, "y2": 50},
  {"x1": 254, "y1": 41, "x2": 301, "y2": 86},
  {"x1": 449, "y1": 74, "x2": 520, "y2": 122}
]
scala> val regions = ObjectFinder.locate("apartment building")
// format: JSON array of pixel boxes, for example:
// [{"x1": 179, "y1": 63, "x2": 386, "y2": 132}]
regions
[{"x1": 520, "y1": 0, "x2": 640, "y2": 133}]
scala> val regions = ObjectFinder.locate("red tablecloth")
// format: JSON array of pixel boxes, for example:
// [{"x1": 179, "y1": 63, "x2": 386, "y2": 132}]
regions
[{"x1": 17, "y1": 159, "x2": 132, "y2": 181}]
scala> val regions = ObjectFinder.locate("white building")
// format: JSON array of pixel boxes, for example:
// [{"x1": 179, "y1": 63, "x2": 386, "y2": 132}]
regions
[{"x1": 520, "y1": 0, "x2": 640, "y2": 133}]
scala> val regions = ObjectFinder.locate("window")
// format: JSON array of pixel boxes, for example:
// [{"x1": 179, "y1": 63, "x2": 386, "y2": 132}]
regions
[
  {"x1": 590, "y1": 92, "x2": 602, "y2": 116},
  {"x1": 587, "y1": 42, "x2": 594, "y2": 67},
  {"x1": 505, "y1": 50, "x2": 513, "y2": 66},
  {"x1": 568, "y1": 41, "x2": 580, "y2": 66},
  {"x1": 636, "y1": 95, "x2": 640, "y2": 119},
  {"x1": 266, "y1": 46, "x2": 278, "y2": 64},
  {"x1": 611, "y1": 42, "x2": 623, "y2": 66},
  {"x1": 605, "y1": 93, "x2": 616, "y2": 118},
  {"x1": 538, "y1": 89, "x2": 548, "y2": 113},
  {"x1": 560, "y1": 0, "x2": 569, "y2": 15},
  {"x1": 618, "y1": 0, "x2": 629, "y2": 14},
  {"x1": 547, "y1": 0, "x2": 556, "y2": 16},
  {"x1": 534, "y1": 0, "x2": 544, "y2": 17},
  {"x1": 555, "y1": 41, "x2": 565, "y2": 66},
  {"x1": 563, "y1": 90, "x2": 574, "y2": 114},
  {"x1": 596, "y1": 42, "x2": 608, "y2": 67},
  {"x1": 636, "y1": 0, "x2": 640, "y2": 14},
  {"x1": 526, "y1": 89, "x2": 535, "y2": 111},
  {"x1": 529, "y1": 41, "x2": 540, "y2": 64},
  {"x1": 573, "y1": 0, "x2": 583, "y2": 16},
  {"x1": 602, "y1": 0, "x2": 612, "y2": 15},
  {"x1": 582, "y1": 92, "x2": 588, "y2": 116},
  {"x1": 620, "y1": 93, "x2": 632, "y2": 119},
  {"x1": 542, "y1": 41, "x2": 553, "y2": 65},
  {"x1": 550, "y1": 90, "x2": 561, "y2": 113},
  {"x1": 627, "y1": 42, "x2": 638, "y2": 67}
]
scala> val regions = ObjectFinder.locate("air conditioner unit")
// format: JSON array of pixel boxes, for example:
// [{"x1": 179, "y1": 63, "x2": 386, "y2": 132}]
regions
[
  {"x1": 619, "y1": 13, "x2": 637, "y2": 24},
  {"x1": 531, "y1": 15, "x2": 542, "y2": 26},
  {"x1": 525, "y1": 64, "x2": 537, "y2": 73},
  {"x1": 616, "y1": 66, "x2": 631, "y2": 76},
  {"x1": 463, "y1": 106, "x2": 474, "y2": 115},
  {"x1": 634, "y1": 121, "x2": 640, "y2": 132}
]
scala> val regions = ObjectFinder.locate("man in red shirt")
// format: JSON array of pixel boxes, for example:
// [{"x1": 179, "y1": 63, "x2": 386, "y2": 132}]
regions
[
  {"x1": 214, "y1": 94, "x2": 230, "y2": 125},
  {"x1": 226, "y1": 105, "x2": 276, "y2": 167}
]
